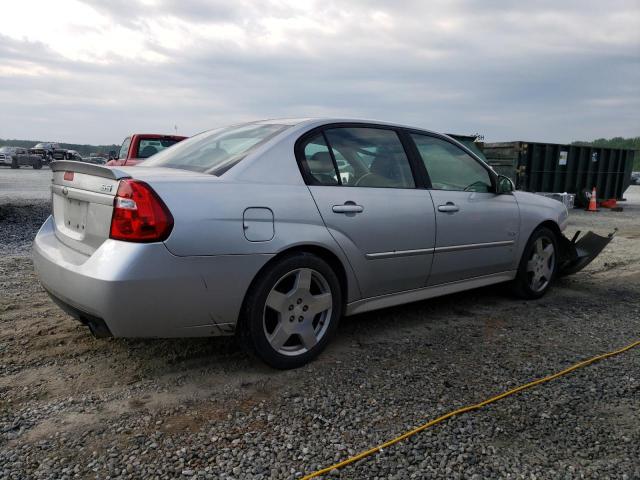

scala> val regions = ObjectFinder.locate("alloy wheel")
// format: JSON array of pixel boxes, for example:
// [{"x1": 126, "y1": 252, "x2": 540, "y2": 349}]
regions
[
  {"x1": 262, "y1": 268, "x2": 333, "y2": 356},
  {"x1": 526, "y1": 237, "x2": 555, "y2": 292}
]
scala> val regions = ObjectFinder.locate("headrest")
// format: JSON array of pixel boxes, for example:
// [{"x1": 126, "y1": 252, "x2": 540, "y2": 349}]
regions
[{"x1": 307, "y1": 151, "x2": 336, "y2": 174}]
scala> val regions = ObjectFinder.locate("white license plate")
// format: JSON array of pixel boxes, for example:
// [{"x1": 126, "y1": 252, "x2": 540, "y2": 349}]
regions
[{"x1": 64, "y1": 198, "x2": 88, "y2": 233}]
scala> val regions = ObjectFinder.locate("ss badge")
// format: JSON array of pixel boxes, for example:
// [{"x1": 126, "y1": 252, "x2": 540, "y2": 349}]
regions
[{"x1": 100, "y1": 184, "x2": 113, "y2": 193}]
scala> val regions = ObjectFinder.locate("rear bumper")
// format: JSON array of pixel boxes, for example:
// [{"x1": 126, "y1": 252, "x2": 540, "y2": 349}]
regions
[
  {"x1": 33, "y1": 216, "x2": 273, "y2": 338},
  {"x1": 45, "y1": 288, "x2": 113, "y2": 338}
]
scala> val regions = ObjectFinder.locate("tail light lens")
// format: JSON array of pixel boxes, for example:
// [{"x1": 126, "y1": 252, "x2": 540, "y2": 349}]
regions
[{"x1": 109, "y1": 179, "x2": 174, "y2": 242}]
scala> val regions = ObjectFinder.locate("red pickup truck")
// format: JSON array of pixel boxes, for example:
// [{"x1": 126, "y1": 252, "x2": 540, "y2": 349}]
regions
[{"x1": 106, "y1": 134, "x2": 187, "y2": 166}]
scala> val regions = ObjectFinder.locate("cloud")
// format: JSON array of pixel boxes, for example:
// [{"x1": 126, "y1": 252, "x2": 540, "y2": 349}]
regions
[{"x1": 0, "y1": 0, "x2": 638, "y2": 144}]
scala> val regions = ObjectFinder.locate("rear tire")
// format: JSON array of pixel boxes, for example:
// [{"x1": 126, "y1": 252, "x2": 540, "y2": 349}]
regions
[
  {"x1": 33, "y1": 159, "x2": 43, "y2": 169},
  {"x1": 240, "y1": 252, "x2": 342, "y2": 369},
  {"x1": 511, "y1": 227, "x2": 558, "y2": 299},
  {"x1": 11, "y1": 158, "x2": 19, "y2": 169}
]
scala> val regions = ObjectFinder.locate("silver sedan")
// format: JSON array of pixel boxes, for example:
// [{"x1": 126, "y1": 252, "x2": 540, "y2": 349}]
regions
[{"x1": 33, "y1": 119, "x2": 612, "y2": 368}]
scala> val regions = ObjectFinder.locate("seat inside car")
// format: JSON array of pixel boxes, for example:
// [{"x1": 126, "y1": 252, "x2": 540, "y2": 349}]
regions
[
  {"x1": 357, "y1": 148, "x2": 411, "y2": 187},
  {"x1": 307, "y1": 151, "x2": 339, "y2": 185}
]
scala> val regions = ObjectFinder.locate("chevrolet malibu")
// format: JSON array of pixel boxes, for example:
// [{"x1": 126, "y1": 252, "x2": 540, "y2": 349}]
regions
[{"x1": 33, "y1": 119, "x2": 612, "y2": 368}]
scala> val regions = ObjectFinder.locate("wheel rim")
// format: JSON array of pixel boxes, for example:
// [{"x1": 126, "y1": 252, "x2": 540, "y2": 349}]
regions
[
  {"x1": 262, "y1": 268, "x2": 333, "y2": 356},
  {"x1": 526, "y1": 236, "x2": 555, "y2": 293}
]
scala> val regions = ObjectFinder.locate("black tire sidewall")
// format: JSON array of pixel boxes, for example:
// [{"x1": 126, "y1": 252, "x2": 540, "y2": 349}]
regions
[
  {"x1": 242, "y1": 253, "x2": 342, "y2": 369},
  {"x1": 514, "y1": 227, "x2": 559, "y2": 299}
]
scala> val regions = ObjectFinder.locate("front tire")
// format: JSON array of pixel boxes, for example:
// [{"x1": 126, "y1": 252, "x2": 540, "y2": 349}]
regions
[
  {"x1": 240, "y1": 253, "x2": 342, "y2": 369},
  {"x1": 511, "y1": 227, "x2": 558, "y2": 299}
]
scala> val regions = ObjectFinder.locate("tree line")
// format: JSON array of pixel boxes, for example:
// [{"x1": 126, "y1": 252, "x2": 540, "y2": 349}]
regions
[{"x1": 2, "y1": 135, "x2": 638, "y2": 168}]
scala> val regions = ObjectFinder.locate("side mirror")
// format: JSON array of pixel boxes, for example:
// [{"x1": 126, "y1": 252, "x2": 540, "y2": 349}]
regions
[{"x1": 497, "y1": 175, "x2": 515, "y2": 194}]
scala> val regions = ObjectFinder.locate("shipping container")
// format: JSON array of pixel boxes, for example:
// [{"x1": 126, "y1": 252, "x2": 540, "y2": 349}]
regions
[{"x1": 476, "y1": 141, "x2": 635, "y2": 205}]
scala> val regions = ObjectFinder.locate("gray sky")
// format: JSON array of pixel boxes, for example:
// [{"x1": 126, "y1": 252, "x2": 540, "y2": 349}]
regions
[{"x1": 1, "y1": 0, "x2": 639, "y2": 145}]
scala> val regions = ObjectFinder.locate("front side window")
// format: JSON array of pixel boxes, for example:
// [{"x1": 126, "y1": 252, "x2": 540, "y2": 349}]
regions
[
  {"x1": 299, "y1": 127, "x2": 415, "y2": 189},
  {"x1": 119, "y1": 137, "x2": 131, "y2": 159},
  {"x1": 411, "y1": 134, "x2": 492, "y2": 192},
  {"x1": 143, "y1": 123, "x2": 290, "y2": 174}
]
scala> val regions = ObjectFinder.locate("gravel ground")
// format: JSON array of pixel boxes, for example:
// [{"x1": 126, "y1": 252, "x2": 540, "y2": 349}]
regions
[{"x1": 1, "y1": 186, "x2": 639, "y2": 479}]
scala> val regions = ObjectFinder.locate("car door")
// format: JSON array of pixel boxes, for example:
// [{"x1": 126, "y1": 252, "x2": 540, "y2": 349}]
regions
[
  {"x1": 298, "y1": 126, "x2": 436, "y2": 298},
  {"x1": 408, "y1": 133, "x2": 520, "y2": 286}
]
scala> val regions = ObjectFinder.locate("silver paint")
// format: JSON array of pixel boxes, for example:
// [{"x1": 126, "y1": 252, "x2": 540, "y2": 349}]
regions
[{"x1": 34, "y1": 118, "x2": 570, "y2": 339}]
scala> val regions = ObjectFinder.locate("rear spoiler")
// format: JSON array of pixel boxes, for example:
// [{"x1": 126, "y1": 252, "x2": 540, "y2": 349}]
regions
[
  {"x1": 50, "y1": 160, "x2": 131, "y2": 180},
  {"x1": 558, "y1": 229, "x2": 616, "y2": 276}
]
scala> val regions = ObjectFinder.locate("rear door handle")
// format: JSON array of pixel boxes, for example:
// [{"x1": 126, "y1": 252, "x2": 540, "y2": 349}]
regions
[
  {"x1": 437, "y1": 202, "x2": 459, "y2": 213},
  {"x1": 332, "y1": 203, "x2": 364, "y2": 214}
]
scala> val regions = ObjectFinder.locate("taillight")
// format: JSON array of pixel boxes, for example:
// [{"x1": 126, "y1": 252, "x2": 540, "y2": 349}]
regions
[{"x1": 109, "y1": 179, "x2": 173, "y2": 242}]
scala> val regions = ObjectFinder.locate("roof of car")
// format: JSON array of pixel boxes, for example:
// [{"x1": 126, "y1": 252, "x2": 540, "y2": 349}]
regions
[
  {"x1": 134, "y1": 134, "x2": 187, "y2": 139},
  {"x1": 256, "y1": 117, "x2": 438, "y2": 134}
]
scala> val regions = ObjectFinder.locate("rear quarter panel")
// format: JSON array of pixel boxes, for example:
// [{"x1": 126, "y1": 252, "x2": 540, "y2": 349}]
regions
[{"x1": 153, "y1": 179, "x2": 362, "y2": 302}]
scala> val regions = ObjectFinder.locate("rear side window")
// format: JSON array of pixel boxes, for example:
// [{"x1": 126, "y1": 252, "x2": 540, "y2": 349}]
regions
[
  {"x1": 301, "y1": 134, "x2": 339, "y2": 185},
  {"x1": 411, "y1": 134, "x2": 492, "y2": 192},
  {"x1": 298, "y1": 127, "x2": 415, "y2": 189}
]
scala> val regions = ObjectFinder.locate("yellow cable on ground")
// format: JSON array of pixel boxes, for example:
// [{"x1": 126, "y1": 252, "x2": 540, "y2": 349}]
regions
[{"x1": 302, "y1": 339, "x2": 640, "y2": 480}]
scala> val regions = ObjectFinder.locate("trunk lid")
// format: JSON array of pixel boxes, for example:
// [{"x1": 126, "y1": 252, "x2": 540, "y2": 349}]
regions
[{"x1": 50, "y1": 161, "x2": 130, "y2": 255}]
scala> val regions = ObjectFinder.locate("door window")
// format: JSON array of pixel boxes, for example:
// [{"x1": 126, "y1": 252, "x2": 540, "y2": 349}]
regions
[
  {"x1": 301, "y1": 134, "x2": 339, "y2": 185},
  {"x1": 299, "y1": 127, "x2": 415, "y2": 188},
  {"x1": 118, "y1": 137, "x2": 131, "y2": 159},
  {"x1": 411, "y1": 134, "x2": 492, "y2": 192}
]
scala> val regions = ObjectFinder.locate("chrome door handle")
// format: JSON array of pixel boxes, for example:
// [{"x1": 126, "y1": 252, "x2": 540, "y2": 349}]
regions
[
  {"x1": 438, "y1": 202, "x2": 459, "y2": 213},
  {"x1": 332, "y1": 203, "x2": 364, "y2": 214}
]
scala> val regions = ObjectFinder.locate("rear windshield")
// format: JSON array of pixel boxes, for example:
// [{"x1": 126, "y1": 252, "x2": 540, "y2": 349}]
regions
[
  {"x1": 137, "y1": 138, "x2": 181, "y2": 158},
  {"x1": 142, "y1": 123, "x2": 290, "y2": 174}
]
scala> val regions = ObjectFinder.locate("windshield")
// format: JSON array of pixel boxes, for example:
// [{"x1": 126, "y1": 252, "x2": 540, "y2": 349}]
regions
[{"x1": 142, "y1": 123, "x2": 291, "y2": 174}]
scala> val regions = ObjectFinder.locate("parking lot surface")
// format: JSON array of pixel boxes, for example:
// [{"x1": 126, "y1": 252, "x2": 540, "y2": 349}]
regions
[
  {"x1": 1, "y1": 170, "x2": 639, "y2": 479},
  {"x1": 0, "y1": 168, "x2": 51, "y2": 203}
]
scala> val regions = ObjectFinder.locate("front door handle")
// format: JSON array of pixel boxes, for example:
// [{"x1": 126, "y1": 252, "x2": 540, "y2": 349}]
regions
[
  {"x1": 333, "y1": 203, "x2": 364, "y2": 214},
  {"x1": 437, "y1": 202, "x2": 459, "y2": 213}
]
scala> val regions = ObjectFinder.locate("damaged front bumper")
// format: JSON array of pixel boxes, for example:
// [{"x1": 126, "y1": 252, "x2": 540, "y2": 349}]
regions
[{"x1": 558, "y1": 229, "x2": 616, "y2": 276}]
